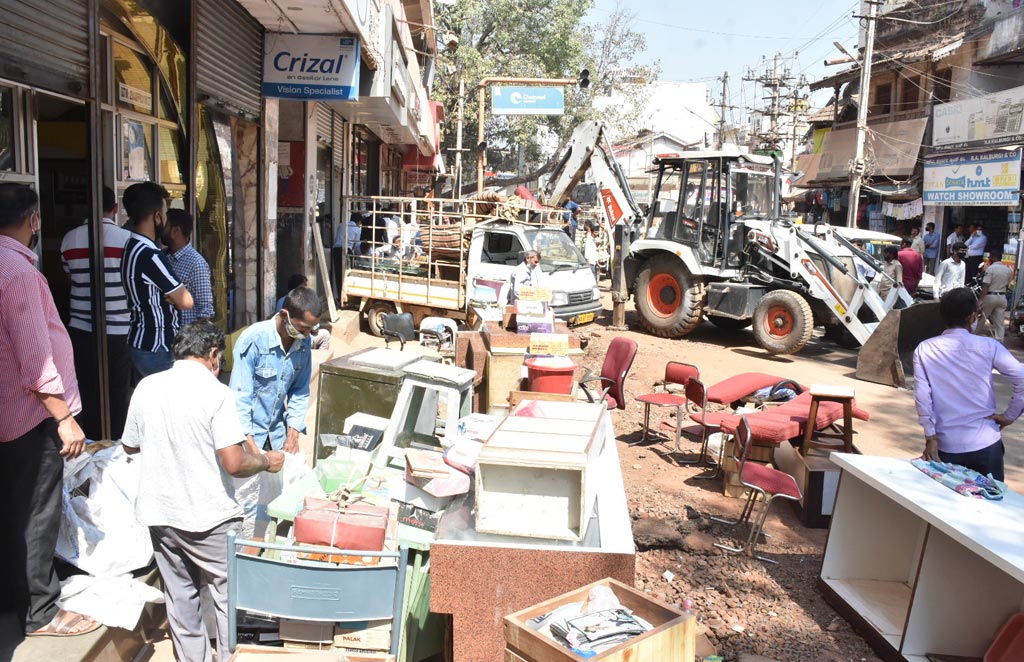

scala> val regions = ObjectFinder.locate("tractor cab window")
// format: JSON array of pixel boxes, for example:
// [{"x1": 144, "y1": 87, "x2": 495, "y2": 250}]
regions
[
  {"x1": 731, "y1": 167, "x2": 774, "y2": 219},
  {"x1": 649, "y1": 166, "x2": 681, "y2": 239},
  {"x1": 671, "y1": 161, "x2": 707, "y2": 246}
]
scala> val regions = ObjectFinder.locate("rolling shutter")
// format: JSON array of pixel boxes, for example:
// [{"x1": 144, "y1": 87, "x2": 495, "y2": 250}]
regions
[
  {"x1": 0, "y1": 0, "x2": 89, "y2": 96},
  {"x1": 196, "y1": 0, "x2": 263, "y2": 118}
]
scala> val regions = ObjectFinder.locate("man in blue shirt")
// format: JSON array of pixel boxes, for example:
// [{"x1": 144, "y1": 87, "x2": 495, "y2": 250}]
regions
[
  {"x1": 923, "y1": 222, "x2": 940, "y2": 274},
  {"x1": 230, "y1": 286, "x2": 321, "y2": 454},
  {"x1": 562, "y1": 200, "x2": 579, "y2": 240}
]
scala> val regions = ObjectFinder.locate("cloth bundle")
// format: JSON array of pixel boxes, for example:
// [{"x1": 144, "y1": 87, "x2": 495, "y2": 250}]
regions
[
  {"x1": 881, "y1": 198, "x2": 924, "y2": 220},
  {"x1": 911, "y1": 458, "x2": 1007, "y2": 500}
]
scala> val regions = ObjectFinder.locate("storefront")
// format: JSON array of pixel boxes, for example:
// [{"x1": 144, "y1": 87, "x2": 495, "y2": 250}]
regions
[{"x1": 926, "y1": 86, "x2": 1024, "y2": 265}]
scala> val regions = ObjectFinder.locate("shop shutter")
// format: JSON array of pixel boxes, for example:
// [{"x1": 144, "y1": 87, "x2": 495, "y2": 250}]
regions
[
  {"x1": 0, "y1": 0, "x2": 89, "y2": 96},
  {"x1": 316, "y1": 104, "x2": 333, "y2": 144},
  {"x1": 333, "y1": 116, "x2": 345, "y2": 169},
  {"x1": 196, "y1": 0, "x2": 262, "y2": 118}
]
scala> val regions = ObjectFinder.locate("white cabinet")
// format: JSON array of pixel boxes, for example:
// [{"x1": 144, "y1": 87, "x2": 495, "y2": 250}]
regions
[{"x1": 821, "y1": 454, "x2": 1024, "y2": 660}]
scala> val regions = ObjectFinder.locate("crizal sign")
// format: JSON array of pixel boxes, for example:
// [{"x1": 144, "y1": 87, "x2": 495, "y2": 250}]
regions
[
  {"x1": 263, "y1": 34, "x2": 360, "y2": 101},
  {"x1": 923, "y1": 149, "x2": 1022, "y2": 206}
]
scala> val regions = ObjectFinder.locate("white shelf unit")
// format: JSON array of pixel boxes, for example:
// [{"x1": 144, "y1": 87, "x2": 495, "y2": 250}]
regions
[{"x1": 821, "y1": 454, "x2": 1024, "y2": 661}]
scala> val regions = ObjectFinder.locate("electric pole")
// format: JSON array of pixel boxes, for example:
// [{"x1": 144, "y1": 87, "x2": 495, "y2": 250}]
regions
[
  {"x1": 716, "y1": 72, "x2": 738, "y2": 149},
  {"x1": 744, "y1": 53, "x2": 801, "y2": 156},
  {"x1": 847, "y1": 0, "x2": 878, "y2": 228}
]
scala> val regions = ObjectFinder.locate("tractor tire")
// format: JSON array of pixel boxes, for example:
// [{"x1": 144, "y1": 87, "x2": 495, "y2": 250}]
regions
[
  {"x1": 634, "y1": 255, "x2": 705, "y2": 338},
  {"x1": 708, "y1": 315, "x2": 752, "y2": 332},
  {"x1": 824, "y1": 324, "x2": 861, "y2": 349},
  {"x1": 364, "y1": 300, "x2": 395, "y2": 338},
  {"x1": 752, "y1": 290, "x2": 814, "y2": 355}
]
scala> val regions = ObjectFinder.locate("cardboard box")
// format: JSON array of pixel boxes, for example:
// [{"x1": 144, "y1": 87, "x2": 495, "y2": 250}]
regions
[
  {"x1": 293, "y1": 509, "x2": 387, "y2": 551},
  {"x1": 279, "y1": 618, "x2": 334, "y2": 644},
  {"x1": 516, "y1": 314, "x2": 555, "y2": 334},
  {"x1": 333, "y1": 619, "x2": 392, "y2": 651},
  {"x1": 504, "y1": 578, "x2": 695, "y2": 662},
  {"x1": 229, "y1": 644, "x2": 343, "y2": 661}
]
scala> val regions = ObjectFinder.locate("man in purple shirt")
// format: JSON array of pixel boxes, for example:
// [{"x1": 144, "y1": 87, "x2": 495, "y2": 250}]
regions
[{"x1": 914, "y1": 287, "x2": 1024, "y2": 480}]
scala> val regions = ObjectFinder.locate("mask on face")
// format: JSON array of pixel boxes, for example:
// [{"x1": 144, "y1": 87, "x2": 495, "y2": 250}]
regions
[
  {"x1": 28, "y1": 212, "x2": 39, "y2": 250},
  {"x1": 282, "y1": 310, "x2": 305, "y2": 339}
]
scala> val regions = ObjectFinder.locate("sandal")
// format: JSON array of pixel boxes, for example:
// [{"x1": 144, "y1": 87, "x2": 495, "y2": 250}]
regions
[{"x1": 27, "y1": 609, "x2": 101, "y2": 637}]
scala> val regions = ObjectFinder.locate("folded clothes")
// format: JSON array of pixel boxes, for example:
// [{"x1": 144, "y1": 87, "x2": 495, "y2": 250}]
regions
[{"x1": 911, "y1": 458, "x2": 1007, "y2": 500}]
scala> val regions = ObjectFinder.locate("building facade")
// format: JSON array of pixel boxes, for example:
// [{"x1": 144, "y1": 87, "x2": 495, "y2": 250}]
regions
[{"x1": 0, "y1": 0, "x2": 441, "y2": 438}]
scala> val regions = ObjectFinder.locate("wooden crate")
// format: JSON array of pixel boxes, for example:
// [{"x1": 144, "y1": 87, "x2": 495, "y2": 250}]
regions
[
  {"x1": 773, "y1": 440, "x2": 846, "y2": 528},
  {"x1": 503, "y1": 577, "x2": 695, "y2": 662},
  {"x1": 475, "y1": 401, "x2": 607, "y2": 541}
]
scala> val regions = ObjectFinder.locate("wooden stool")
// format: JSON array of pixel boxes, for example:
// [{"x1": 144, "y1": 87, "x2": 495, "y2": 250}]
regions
[{"x1": 802, "y1": 384, "x2": 855, "y2": 455}]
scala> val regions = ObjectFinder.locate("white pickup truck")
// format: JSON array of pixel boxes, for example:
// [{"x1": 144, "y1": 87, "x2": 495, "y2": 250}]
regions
[{"x1": 342, "y1": 204, "x2": 602, "y2": 335}]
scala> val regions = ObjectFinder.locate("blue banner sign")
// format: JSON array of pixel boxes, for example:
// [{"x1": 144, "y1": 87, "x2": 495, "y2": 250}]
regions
[
  {"x1": 923, "y1": 149, "x2": 1022, "y2": 206},
  {"x1": 491, "y1": 86, "x2": 565, "y2": 116},
  {"x1": 263, "y1": 34, "x2": 360, "y2": 101}
]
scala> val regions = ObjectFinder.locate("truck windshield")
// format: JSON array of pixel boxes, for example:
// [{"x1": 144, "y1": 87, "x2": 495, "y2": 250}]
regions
[
  {"x1": 525, "y1": 229, "x2": 587, "y2": 271},
  {"x1": 648, "y1": 167, "x2": 682, "y2": 237},
  {"x1": 731, "y1": 167, "x2": 775, "y2": 219}
]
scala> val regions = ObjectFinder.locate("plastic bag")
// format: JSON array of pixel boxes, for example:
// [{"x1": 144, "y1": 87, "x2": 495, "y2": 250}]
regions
[
  {"x1": 57, "y1": 446, "x2": 153, "y2": 577},
  {"x1": 59, "y1": 574, "x2": 163, "y2": 630},
  {"x1": 235, "y1": 451, "x2": 310, "y2": 539}
]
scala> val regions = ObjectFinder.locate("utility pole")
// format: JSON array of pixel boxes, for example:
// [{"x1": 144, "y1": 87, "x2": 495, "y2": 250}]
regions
[
  {"x1": 787, "y1": 76, "x2": 808, "y2": 172},
  {"x1": 716, "y1": 72, "x2": 737, "y2": 149},
  {"x1": 454, "y1": 78, "x2": 465, "y2": 195},
  {"x1": 847, "y1": 0, "x2": 878, "y2": 228},
  {"x1": 744, "y1": 53, "x2": 799, "y2": 155}
]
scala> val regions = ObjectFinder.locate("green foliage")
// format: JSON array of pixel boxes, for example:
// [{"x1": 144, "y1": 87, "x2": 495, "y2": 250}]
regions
[{"x1": 434, "y1": 0, "x2": 656, "y2": 186}]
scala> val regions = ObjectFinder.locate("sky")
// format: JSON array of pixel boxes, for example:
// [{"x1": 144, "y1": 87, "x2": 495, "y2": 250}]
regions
[{"x1": 585, "y1": 0, "x2": 864, "y2": 123}]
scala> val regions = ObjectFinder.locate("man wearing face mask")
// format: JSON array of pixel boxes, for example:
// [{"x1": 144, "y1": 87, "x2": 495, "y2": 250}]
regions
[
  {"x1": 230, "y1": 285, "x2": 320, "y2": 456},
  {"x1": 0, "y1": 183, "x2": 99, "y2": 638},
  {"x1": 122, "y1": 321, "x2": 284, "y2": 662},
  {"x1": 121, "y1": 182, "x2": 193, "y2": 378}
]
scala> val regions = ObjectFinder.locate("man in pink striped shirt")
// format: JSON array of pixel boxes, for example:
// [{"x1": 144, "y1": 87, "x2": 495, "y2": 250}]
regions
[{"x1": 0, "y1": 183, "x2": 99, "y2": 637}]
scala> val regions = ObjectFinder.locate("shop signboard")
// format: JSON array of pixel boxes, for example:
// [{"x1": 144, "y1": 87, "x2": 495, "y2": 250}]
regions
[
  {"x1": 933, "y1": 84, "x2": 1024, "y2": 152},
  {"x1": 263, "y1": 34, "x2": 360, "y2": 101},
  {"x1": 923, "y1": 148, "x2": 1022, "y2": 206},
  {"x1": 491, "y1": 86, "x2": 564, "y2": 116}
]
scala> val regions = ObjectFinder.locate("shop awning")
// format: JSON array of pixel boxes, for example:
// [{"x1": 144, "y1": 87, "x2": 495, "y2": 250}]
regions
[
  {"x1": 790, "y1": 153, "x2": 822, "y2": 187},
  {"x1": 807, "y1": 117, "x2": 928, "y2": 185}
]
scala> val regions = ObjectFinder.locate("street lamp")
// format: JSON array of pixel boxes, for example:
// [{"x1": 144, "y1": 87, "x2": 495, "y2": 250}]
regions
[{"x1": 476, "y1": 74, "x2": 585, "y2": 195}]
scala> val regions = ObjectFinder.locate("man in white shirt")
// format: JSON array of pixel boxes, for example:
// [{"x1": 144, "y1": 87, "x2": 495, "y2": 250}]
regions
[
  {"x1": 910, "y1": 227, "x2": 925, "y2": 256},
  {"x1": 981, "y1": 250, "x2": 1013, "y2": 342},
  {"x1": 946, "y1": 223, "x2": 964, "y2": 258},
  {"x1": 507, "y1": 250, "x2": 545, "y2": 303},
  {"x1": 850, "y1": 239, "x2": 877, "y2": 283},
  {"x1": 934, "y1": 241, "x2": 966, "y2": 300},
  {"x1": 122, "y1": 322, "x2": 283, "y2": 662}
]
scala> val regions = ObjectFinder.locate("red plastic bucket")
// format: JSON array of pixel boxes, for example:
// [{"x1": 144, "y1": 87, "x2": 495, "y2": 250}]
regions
[{"x1": 525, "y1": 357, "x2": 576, "y2": 394}]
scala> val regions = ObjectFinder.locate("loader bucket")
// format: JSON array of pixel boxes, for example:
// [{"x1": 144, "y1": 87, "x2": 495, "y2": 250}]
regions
[{"x1": 856, "y1": 301, "x2": 943, "y2": 387}]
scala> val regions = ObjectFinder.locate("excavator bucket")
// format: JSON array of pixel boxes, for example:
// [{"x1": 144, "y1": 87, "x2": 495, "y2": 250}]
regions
[{"x1": 856, "y1": 301, "x2": 944, "y2": 387}]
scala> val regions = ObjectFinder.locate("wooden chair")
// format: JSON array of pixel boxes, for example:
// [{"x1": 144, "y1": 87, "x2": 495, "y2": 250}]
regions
[{"x1": 711, "y1": 417, "x2": 802, "y2": 563}]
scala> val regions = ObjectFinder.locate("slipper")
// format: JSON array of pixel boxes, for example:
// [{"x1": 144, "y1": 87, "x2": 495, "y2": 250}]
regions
[{"x1": 26, "y1": 609, "x2": 101, "y2": 637}]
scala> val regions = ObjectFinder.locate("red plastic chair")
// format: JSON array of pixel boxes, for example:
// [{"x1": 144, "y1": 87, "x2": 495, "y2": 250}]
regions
[
  {"x1": 579, "y1": 337, "x2": 638, "y2": 410},
  {"x1": 678, "y1": 377, "x2": 734, "y2": 468},
  {"x1": 636, "y1": 362, "x2": 699, "y2": 442},
  {"x1": 711, "y1": 417, "x2": 802, "y2": 563}
]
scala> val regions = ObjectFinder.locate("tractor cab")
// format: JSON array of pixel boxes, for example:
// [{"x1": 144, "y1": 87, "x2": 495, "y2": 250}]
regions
[{"x1": 646, "y1": 152, "x2": 780, "y2": 271}]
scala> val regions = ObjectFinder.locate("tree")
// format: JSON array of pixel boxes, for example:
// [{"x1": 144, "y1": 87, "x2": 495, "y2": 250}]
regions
[
  {"x1": 433, "y1": 0, "x2": 657, "y2": 191},
  {"x1": 434, "y1": 0, "x2": 593, "y2": 190},
  {"x1": 584, "y1": 0, "x2": 660, "y2": 142}
]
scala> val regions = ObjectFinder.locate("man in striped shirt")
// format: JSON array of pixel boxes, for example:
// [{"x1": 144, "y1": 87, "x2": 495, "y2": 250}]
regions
[
  {"x1": 121, "y1": 182, "x2": 193, "y2": 378},
  {"x1": 0, "y1": 183, "x2": 99, "y2": 637},
  {"x1": 164, "y1": 209, "x2": 214, "y2": 325},
  {"x1": 60, "y1": 186, "x2": 133, "y2": 439}
]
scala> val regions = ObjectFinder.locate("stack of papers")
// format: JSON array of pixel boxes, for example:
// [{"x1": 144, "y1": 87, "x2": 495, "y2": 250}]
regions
[{"x1": 549, "y1": 608, "x2": 653, "y2": 654}]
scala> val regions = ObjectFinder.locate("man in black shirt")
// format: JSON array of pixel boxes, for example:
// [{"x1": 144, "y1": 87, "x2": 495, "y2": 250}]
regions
[{"x1": 121, "y1": 182, "x2": 193, "y2": 378}]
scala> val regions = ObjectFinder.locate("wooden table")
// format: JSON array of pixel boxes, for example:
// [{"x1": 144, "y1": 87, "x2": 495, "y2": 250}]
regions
[{"x1": 820, "y1": 454, "x2": 1024, "y2": 661}]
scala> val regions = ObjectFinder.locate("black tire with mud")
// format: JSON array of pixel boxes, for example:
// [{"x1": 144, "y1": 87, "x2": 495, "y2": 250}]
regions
[
  {"x1": 752, "y1": 290, "x2": 814, "y2": 355},
  {"x1": 634, "y1": 254, "x2": 705, "y2": 338},
  {"x1": 707, "y1": 315, "x2": 752, "y2": 332},
  {"x1": 364, "y1": 300, "x2": 395, "y2": 338}
]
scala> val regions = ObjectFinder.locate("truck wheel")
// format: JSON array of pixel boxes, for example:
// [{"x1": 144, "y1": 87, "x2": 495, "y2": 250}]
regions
[
  {"x1": 752, "y1": 290, "x2": 814, "y2": 355},
  {"x1": 708, "y1": 315, "x2": 751, "y2": 332},
  {"x1": 365, "y1": 301, "x2": 395, "y2": 338},
  {"x1": 634, "y1": 255, "x2": 705, "y2": 338}
]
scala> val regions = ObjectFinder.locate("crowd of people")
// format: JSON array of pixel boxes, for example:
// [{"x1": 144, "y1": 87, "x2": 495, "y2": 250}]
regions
[{"x1": 0, "y1": 181, "x2": 323, "y2": 661}]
